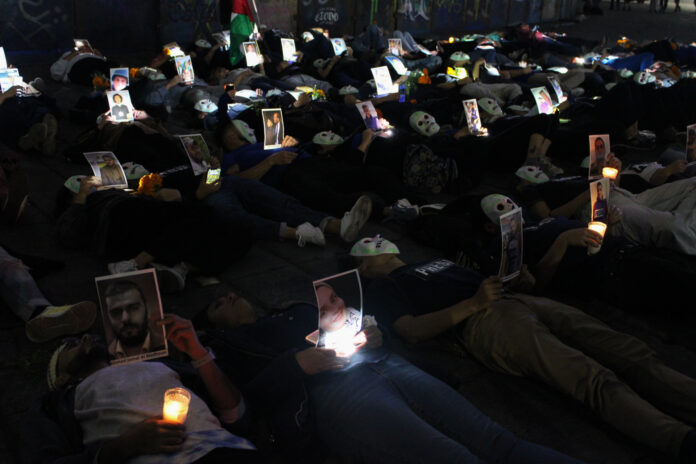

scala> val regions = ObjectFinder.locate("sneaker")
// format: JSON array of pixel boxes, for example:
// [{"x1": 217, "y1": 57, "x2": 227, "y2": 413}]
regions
[
  {"x1": 25, "y1": 301, "x2": 97, "y2": 343},
  {"x1": 536, "y1": 155, "x2": 564, "y2": 178},
  {"x1": 151, "y1": 262, "x2": 187, "y2": 293},
  {"x1": 17, "y1": 122, "x2": 48, "y2": 152},
  {"x1": 340, "y1": 195, "x2": 372, "y2": 242},
  {"x1": 389, "y1": 198, "x2": 420, "y2": 222},
  {"x1": 296, "y1": 222, "x2": 326, "y2": 247},
  {"x1": 107, "y1": 259, "x2": 138, "y2": 275},
  {"x1": 28, "y1": 77, "x2": 48, "y2": 95},
  {"x1": 419, "y1": 203, "x2": 447, "y2": 214}
]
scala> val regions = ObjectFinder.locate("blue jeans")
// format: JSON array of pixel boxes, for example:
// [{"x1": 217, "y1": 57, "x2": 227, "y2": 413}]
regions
[
  {"x1": 310, "y1": 353, "x2": 583, "y2": 464},
  {"x1": 203, "y1": 177, "x2": 329, "y2": 240},
  {"x1": 403, "y1": 55, "x2": 442, "y2": 74},
  {"x1": 0, "y1": 247, "x2": 50, "y2": 321},
  {"x1": 605, "y1": 52, "x2": 655, "y2": 73}
]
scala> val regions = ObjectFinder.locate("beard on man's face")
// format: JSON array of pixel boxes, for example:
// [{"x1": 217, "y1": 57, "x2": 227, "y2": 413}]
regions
[{"x1": 117, "y1": 321, "x2": 149, "y2": 347}]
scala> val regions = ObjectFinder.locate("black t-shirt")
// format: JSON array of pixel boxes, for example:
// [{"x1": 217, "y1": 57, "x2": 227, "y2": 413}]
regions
[{"x1": 365, "y1": 259, "x2": 484, "y2": 327}]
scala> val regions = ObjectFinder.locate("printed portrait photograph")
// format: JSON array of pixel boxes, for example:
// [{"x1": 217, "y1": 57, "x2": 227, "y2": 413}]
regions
[
  {"x1": 83, "y1": 151, "x2": 128, "y2": 189},
  {"x1": 590, "y1": 178, "x2": 610, "y2": 223},
  {"x1": 110, "y1": 68, "x2": 129, "y2": 91},
  {"x1": 313, "y1": 269, "x2": 363, "y2": 352},
  {"x1": 178, "y1": 134, "x2": 212, "y2": 175},
  {"x1": 95, "y1": 269, "x2": 168, "y2": 365},
  {"x1": 463, "y1": 99, "x2": 482, "y2": 133},
  {"x1": 498, "y1": 208, "x2": 523, "y2": 282},
  {"x1": 588, "y1": 134, "x2": 610, "y2": 179},
  {"x1": 262, "y1": 108, "x2": 284, "y2": 149},
  {"x1": 243, "y1": 41, "x2": 261, "y2": 67},
  {"x1": 106, "y1": 90, "x2": 134, "y2": 123},
  {"x1": 531, "y1": 87, "x2": 554, "y2": 115},
  {"x1": 175, "y1": 56, "x2": 195, "y2": 84}
]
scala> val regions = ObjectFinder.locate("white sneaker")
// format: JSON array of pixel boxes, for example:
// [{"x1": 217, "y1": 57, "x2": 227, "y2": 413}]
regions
[
  {"x1": 151, "y1": 262, "x2": 187, "y2": 293},
  {"x1": 25, "y1": 301, "x2": 97, "y2": 343},
  {"x1": 340, "y1": 195, "x2": 373, "y2": 242},
  {"x1": 296, "y1": 222, "x2": 326, "y2": 247},
  {"x1": 107, "y1": 259, "x2": 138, "y2": 275}
]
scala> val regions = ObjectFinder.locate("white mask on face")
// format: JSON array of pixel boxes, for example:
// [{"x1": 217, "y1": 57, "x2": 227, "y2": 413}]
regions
[
  {"x1": 515, "y1": 165, "x2": 550, "y2": 184},
  {"x1": 313, "y1": 131, "x2": 344, "y2": 145},
  {"x1": 478, "y1": 98, "x2": 504, "y2": 117},
  {"x1": 409, "y1": 111, "x2": 440, "y2": 137},
  {"x1": 481, "y1": 194, "x2": 519, "y2": 224},
  {"x1": 232, "y1": 119, "x2": 257, "y2": 144}
]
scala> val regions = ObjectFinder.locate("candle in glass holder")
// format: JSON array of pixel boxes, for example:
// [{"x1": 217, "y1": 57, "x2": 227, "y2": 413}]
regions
[
  {"x1": 163, "y1": 388, "x2": 191, "y2": 424},
  {"x1": 587, "y1": 222, "x2": 607, "y2": 255},
  {"x1": 602, "y1": 167, "x2": 618, "y2": 179}
]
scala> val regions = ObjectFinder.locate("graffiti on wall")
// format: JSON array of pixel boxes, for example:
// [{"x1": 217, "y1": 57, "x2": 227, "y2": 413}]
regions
[
  {"x1": 0, "y1": 0, "x2": 72, "y2": 49},
  {"x1": 160, "y1": 0, "x2": 220, "y2": 45},
  {"x1": 397, "y1": 0, "x2": 431, "y2": 21},
  {"x1": 256, "y1": 0, "x2": 298, "y2": 32}
]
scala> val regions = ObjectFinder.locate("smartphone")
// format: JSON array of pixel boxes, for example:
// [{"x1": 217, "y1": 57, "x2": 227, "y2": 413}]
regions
[{"x1": 206, "y1": 168, "x2": 220, "y2": 184}]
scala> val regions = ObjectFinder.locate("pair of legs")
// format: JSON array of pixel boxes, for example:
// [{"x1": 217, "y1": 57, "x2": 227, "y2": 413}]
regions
[
  {"x1": 460, "y1": 82, "x2": 524, "y2": 108},
  {"x1": 204, "y1": 176, "x2": 343, "y2": 241},
  {"x1": 460, "y1": 294, "x2": 696, "y2": 457},
  {"x1": 311, "y1": 353, "x2": 582, "y2": 463},
  {"x1": 0, "y1": 247, "x2": 95, "y2": 342},
  {"x1": 280, "y1": 158, "x2": 409, "y2": 219},
  {"x1": 611, "y1": 177, "x2": 696, "y2": 255}
]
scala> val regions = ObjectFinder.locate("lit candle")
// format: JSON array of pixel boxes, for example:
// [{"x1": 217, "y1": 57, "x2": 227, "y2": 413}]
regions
[
  {"x1": 602, "y1": 167, "x2": 618, "y2": 179},
  {"x1": 587, "y1": 221, "x2": 607, "y2": 255},
  {"x1": 163, "y1": 388, "x2": 191, "y2": 424}
]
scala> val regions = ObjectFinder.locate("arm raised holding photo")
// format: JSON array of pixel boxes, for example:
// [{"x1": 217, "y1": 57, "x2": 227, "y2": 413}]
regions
[{"x1": 158, "y1": 314, "x2": 242, "y2": 418}]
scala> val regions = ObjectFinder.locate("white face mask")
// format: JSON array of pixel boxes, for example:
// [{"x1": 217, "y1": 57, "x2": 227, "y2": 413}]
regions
[
  {"x1": 515, "y1": 165, "x2": 549, "y2": 184},
  {"x1": 409, "y1": 111, "x2": 440, "y2": 137},
  {"x1": 478, "y1": 98, "x2": 504, "y2": 117},
  {"x1": 481, "y1": 194, "x2": 518, "y2": 224},
  {"x1": 232, "y1": 120, "x2": 257, "y2": 144},
  {"x1": 313, "y1": 131, "x2": 344, "y2": 145}
]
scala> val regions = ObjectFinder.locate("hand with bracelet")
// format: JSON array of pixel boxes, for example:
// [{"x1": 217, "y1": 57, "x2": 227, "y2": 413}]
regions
[{"x1": 158, "y1": 314, "x2": 210, "y2": 363}]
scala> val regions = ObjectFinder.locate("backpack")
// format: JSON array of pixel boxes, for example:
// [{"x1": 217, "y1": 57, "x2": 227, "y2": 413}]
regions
[{"x1": 402, "y1": 144, "x2": 458, "y2": 194}]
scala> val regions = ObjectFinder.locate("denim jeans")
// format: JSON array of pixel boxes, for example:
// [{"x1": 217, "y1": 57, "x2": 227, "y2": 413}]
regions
[
  {"x1": 403, "y1": 55, "x2": 442, "y2": 74},
  {"x1": 310, "y1": 353, "x2": 583, "y2": 464},
  {"x1": 605, "y1": 52, "x2": 655, "y2": 73},
  {"x1": 0, "y1": 247, "x2": 50, "y2": 321},
  {"x1": 393, "y1": 31, "x2": 419, "y2": 53},
  {"x1": 203, "y1": 177, "x2": 329, "y2": 240}
]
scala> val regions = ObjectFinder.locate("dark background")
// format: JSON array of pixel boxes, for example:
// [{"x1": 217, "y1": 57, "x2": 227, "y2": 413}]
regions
[{"x1": 0, "y1": 0, "x2": 582, "y2": 68}]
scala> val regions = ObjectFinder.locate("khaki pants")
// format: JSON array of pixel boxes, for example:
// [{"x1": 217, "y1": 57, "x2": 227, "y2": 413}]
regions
[
  {"x1": 460, "y1": 293, "x2": 695, "y2": 457},
  {"x1": 611, "y1": 177, "x2": 696, "y2": 255}
]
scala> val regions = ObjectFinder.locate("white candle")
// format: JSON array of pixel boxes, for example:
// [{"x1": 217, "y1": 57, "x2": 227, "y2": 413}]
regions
[
  {"x1": 163, "y1": 388, "x2": 190, "y2": 423},
  {"x1": 587, "y1": 222, "x2": 607, "y2": 255},
  {"x1": 602, "y1": 167, "x2": 618, "y2": 179}
]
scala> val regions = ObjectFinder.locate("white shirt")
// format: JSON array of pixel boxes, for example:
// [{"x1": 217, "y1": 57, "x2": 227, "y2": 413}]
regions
[
  {"x1": 50, "y1": 51, "x2": 106, "y2": 83},
  {"x1": 74, "y1": 362, "x2": 253, "y2": 464}
]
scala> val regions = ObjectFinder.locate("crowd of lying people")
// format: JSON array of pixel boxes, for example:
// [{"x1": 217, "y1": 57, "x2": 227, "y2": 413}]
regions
[{"x1": 3, "y1": 18, "x2": 696, "y2": 463}]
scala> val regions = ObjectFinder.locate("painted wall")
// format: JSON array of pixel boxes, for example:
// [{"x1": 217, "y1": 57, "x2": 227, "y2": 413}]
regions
[
  {"x1": 0, "y1": 0, "x2": 579, "y2": 65},
  {"x1": 298, "y1": 0, "x2": 580, "y2": 36},
  {"x1": 256, "y1": 0, "x2": 298, "y2": 33}
]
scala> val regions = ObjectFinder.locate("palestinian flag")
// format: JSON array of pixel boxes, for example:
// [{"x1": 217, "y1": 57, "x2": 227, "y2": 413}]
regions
[{"x1": 229, "y1": 0, "x2": 255, "y2": 66}]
